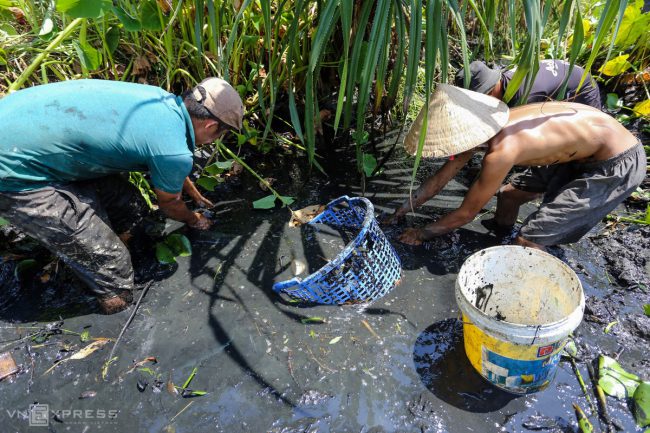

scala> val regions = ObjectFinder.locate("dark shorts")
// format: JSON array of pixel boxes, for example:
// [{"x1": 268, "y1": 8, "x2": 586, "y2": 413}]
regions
[
  {"x1": 510, "y1": 142, "x2": 646, "y2": 246},
  {"x1": 0, "y1": 175, "x2": 148, "y2": 297}
]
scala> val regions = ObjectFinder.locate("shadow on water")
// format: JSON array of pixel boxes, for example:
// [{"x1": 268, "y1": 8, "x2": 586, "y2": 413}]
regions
[{"x1": 413, "y1": 318, "x2": 516, "y2": 413}]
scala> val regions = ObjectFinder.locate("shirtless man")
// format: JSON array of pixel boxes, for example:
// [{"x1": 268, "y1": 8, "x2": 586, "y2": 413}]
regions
[{"x1": 396, "y1": 101, "x2": 645, "y2": 249}]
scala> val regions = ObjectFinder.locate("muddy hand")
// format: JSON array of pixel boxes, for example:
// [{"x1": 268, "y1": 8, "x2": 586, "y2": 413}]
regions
[
  {"x1": 398, "y1": 227, "x2": 425, "y2": 245},
  {"x1": 381, "y1": 211, "x2": 405, "y2": 226},
  {"x1": 189, "y1": 212, "x2": 213, "y2": 230},
  {"x1": 191, "y1": 192, "x2": 215, "y2": 209}
]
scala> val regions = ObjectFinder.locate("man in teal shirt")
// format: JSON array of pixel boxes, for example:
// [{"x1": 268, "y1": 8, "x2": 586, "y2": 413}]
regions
[{"x1": 0, "y1": 78, "x2": 244, "y2": 314}]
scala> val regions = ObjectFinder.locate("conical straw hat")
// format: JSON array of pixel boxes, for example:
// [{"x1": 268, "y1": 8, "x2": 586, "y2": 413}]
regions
[{"x1": 403, "y1": 83, "x2": 509, "y2": 158}]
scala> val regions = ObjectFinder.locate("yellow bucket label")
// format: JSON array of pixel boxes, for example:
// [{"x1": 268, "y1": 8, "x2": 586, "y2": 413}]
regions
[{"x1": 463, "y1": 314, "x2": 566, "y2": 394}]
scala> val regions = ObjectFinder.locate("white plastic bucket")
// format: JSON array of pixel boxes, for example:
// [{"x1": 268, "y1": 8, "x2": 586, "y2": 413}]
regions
[{"x1": 456, "y1": 246, "x2": 584, "y2": 394}]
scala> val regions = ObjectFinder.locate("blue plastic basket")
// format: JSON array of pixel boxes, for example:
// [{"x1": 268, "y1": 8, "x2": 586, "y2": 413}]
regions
[{"x1": 273, "y1": 195, "x2": 402, "y2": 304}]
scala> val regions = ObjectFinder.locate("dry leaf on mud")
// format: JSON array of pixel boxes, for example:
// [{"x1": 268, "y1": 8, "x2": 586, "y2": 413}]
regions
[
  {"x1": 43, "y1": 338, "x2": 111, "y2": 375},
  {"x1": 133, "y1": 55, "x2": 151, "y2": 77},
  {"x1": 289, "y1": 205, "x2": 325, "y2": 228}
]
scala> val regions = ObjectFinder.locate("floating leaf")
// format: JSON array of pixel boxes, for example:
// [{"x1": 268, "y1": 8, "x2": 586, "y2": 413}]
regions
[
  {"x1": 301, "y1": 317, "x2": 325, "y2": 324},
  {"x1": 155, "y1": 243, "x2": 176, "y2": 264},
  {"x1": 56, "y1": 0, "x2": 111, "y2": 18},
  {"x1": 165, "y1": 234, "x2": 191, "y2": 257},
  {"x1": 562, "y1": 340, "x2": 578, "y2": 358},
  {"x1": 362, "y1": 153, "x2": 377, "y2": 178},
  {"x1": 253, "y1": 194, "x2": 277, "y2": 209},
  {"x1": 329, "y1": 336, "x2": 342, "y2": 345},
  {"x1": 634, "y1": 382, "x2": 650, "y2": 427},
  {"x1": 633, "y1": 100, "x2": 650, "y2": 117},
  {"x1": 598, "y1": 355, "x2": 641, "y2": 398},
  {"x1": 600, "y1": 54, "x2": 632, "y2": 76},
  {"x1": 606, "y1": 93, "x2": 622, "y2": 110},
  {"x1": 604, "y1": 321, "x2": 618, "y2": 334},
  {"x1": 182, "y1": 367, "x2": 197, "y2": 389},
  {"x1": 44, "y1": 338, "x2": 110, "y2": 375}
]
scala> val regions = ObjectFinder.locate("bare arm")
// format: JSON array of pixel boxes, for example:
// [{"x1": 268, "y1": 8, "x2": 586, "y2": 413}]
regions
[
  {"x1": 155, "y1": 188, "x2": 212, "y2": 230},
  {"x1": 384, "y1": 149, "x2": 476, "y2": 224},
  {"x1": 399, "y1": 152, "x2": 513, "y2": 244},
  {"x1": 182, "y1": 177, "x2": 215, "y2": 208}
]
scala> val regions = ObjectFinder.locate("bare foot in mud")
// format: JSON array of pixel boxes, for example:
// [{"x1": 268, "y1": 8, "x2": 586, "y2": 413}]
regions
[
  {"x1": 97, "y1": 290, "x2": 133, "y2": 314},
  {"x1": 480, "y1": 218, "x2": 514, "y2": 236}
]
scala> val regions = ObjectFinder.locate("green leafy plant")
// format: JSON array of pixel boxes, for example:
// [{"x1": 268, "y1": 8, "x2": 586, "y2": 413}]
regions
[
  {"x1": 598, "y1": 355, "x2": 642, "y2": 399},
  {"x1": 155, "y1": 233, "x2": 192, "y2": 264},
  {"x1": 634, "y1": 382, "x2": 650, "y2": 427},
  {"x1": 196, "y1": 160, "x2": 233, "y2": 192}
]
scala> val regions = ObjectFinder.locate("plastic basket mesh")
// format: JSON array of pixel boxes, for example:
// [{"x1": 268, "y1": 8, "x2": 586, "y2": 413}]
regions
[{"x1": 273, "y1": 196, "x2": 402, "y2": 304}]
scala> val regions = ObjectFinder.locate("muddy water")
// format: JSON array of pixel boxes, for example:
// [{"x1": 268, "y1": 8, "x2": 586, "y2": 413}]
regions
[{"x1": 0, "y1": 132, "x2": 648, "y2": 432}]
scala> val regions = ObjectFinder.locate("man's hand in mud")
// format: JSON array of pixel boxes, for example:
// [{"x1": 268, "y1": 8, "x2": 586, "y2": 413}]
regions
[
  {"x1": 398, "y1": 227, "x2": 427, "y2": 246},
  {"x1": 190, "y1": 192, "x2": 215, "y2": 209},
  {"x1": 189, "y1": 212, "x2": 213, "y2": 230},
  {"x1": 380, "y1": 211, "x2": 405, "y2": 226}
]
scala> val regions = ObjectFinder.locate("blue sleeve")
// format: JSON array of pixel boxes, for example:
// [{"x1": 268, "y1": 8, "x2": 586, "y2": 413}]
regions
[{"x1": 148, "y1": 154, "x2": 193, "y2": 193}]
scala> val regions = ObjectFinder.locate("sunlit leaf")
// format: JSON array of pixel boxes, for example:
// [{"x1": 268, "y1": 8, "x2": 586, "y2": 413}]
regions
[
  {"x1": 562, "y1": 340, "x2": 578, "y2": 358},
  {"x1": 600, "y1": 54, "x2": 632, "y2": 76},
  {"x1": 39, "y1": 16, "x2": 54, "y2": 38},
  {"x1": 633, "y1": 100, "x2": 650, "y2": 117},
  {"x1": 196, "y1": 176, "x2": 219, "y2": 191},
  {"x1": 604, "y1": 320, "x2": 618, "y2": 334},
  {"x1": 155, "y1": 243, "x2": 176, "y2": 264},
  {"x1": 634, "y1": 382, "x2": 650, "y2": 427},
  {"x1": 329, "y1": 336, "x2": 342, "y2": 345},
  {"x1": 644, "y1": 304, "x2": 650, "y2": 316},
  {"x1": 253, "y1": 194, "x2": 276, "y2": 209},
  {"x1": 606, "y1": 93, "x2": 623, "y2": 110},
  {"x1": 80, "y1": 330, "x2": 90, "y2": 342},
  {"x1": 0, "y1": 22, "x2": 17, "y2": 36},
  {"x1": 598, "y1": 355, "x2": 641, "y2": 399},
  {"x1": 362, "y1": 153, "x2": 377, "y2": 178},
  {"x1": 73, "y1": 41, "x2": 101, "y2": 71},
  {"x1": 300, "y1": 317, "x2": 325, "y2": 324},
  {"x1": 165, "y1": 234, "x2": 191, "y2": 257},
  {"x1": 616, "y1": 114, "x2": 633, "y2": 124},
  {"x1": 615, "y1": 1, "x2": 650, "y2": 49},
  {"x1": 56, "y1": 0, "x2": 111, "y2": 18}
]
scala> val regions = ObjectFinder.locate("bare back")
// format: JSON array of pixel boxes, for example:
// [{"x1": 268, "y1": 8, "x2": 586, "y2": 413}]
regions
[{"x1": 487, "y1": 102, "x2": 637, "y2": 166}]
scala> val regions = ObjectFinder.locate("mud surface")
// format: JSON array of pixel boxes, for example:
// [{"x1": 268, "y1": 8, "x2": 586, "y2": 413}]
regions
[{"x1": 0, "y1": 132, "x2": 648, "y2": 432}]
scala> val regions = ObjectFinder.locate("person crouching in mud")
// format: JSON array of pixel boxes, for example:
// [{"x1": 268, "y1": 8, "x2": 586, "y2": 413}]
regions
[
  {"x1": 0, "y1": 78, "x2": 244, "y2": 314},
  {"x1": 386, "y1": 84, "x2": 645, "y2": 250}
]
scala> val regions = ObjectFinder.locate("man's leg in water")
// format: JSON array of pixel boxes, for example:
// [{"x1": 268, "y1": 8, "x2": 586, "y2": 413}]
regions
[{"x1": 0, "y1": 183, "x2": 135, "y2": 314}]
